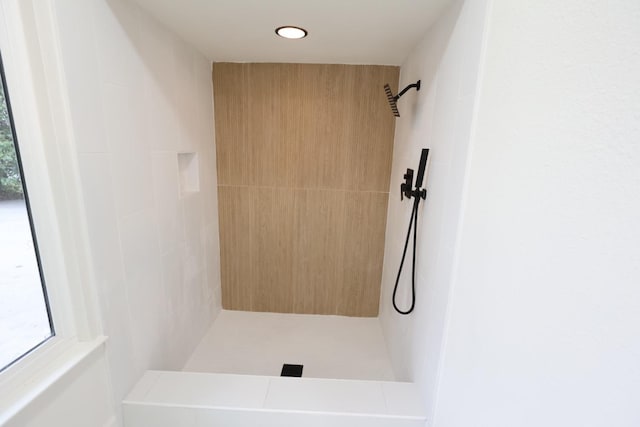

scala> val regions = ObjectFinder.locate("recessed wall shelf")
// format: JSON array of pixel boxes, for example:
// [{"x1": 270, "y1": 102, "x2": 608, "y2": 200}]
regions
[{"x1": 178, "y1": 152, "x2": 199, "y2": 196}]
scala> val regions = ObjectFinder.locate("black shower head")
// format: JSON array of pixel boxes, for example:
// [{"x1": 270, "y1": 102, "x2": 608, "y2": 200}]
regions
[
  {"x1": 383, "y1": 80, "x2": 421, "y2": 118},
  {"x1": 384, "y1": 83, "x2": 400, "y2": 117}
]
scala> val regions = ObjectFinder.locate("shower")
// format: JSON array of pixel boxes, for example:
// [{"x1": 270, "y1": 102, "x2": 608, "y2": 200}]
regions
[{"x1": 384, "y1": 80, "x2": 421, "y2": 117}]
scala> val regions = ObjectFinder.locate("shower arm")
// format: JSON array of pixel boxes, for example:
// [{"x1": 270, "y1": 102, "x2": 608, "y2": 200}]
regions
[{"x1": 394, "y1": 81, "x2": 422, "y2": 101}]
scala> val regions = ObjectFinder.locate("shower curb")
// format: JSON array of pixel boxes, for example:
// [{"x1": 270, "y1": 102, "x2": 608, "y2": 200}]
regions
[{"x1": 123, "y1": 371, "x2": 427, "y2": 427}]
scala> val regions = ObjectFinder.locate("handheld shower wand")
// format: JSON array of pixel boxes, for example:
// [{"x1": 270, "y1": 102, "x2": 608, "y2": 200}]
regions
[
  {"x1": 393, "y1": 148, "x2": 429, "y2": 315},
  {"x1": 384, "y1": 80, "x2": 421, "y2": 117}
]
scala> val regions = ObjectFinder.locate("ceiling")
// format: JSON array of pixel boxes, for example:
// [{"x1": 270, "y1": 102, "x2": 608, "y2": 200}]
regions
[{"x1": 130, "y1": 0, "x2": 453, "y2": 65}]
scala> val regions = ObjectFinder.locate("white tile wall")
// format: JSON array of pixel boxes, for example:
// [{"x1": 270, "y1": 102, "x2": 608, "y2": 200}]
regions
[
  {"x1": 124, "y1": 406, "x2": 426, "y2": 427},
  {"x1": 264, "y1": 377, "x2": 387, "y2": 414},
  {"x1": 378, "y1": 0, "x2": 490, "y2": 420},
  {"x1": 150, "y1": 152, "x2": 183, "y2": 255},
  {"x1": 144, "y1": 372, "x2": 270, "y2": 408},
  {"x1": 51, "y1": 0, "x2": 222, "y2": 420}
]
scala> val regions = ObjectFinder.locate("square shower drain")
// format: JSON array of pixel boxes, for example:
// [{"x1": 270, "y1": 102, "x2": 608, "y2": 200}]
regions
[{"x1": 281, "y1": 364, "x2": 303, "y2": 377}]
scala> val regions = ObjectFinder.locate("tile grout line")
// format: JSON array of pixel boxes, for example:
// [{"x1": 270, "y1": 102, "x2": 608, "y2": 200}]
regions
[
  {"x1": 261, "y1": 377, "x2": 273, "y2": 409},
  {"x1": 142, "y1": 371, "x2": 164, "y2": 401},
  {"x1": 217, "y1": 184, "x2": 390, "y2": 194},
  {"x1": 379, "y1": 381, "x2": 391, "y2": 416}
]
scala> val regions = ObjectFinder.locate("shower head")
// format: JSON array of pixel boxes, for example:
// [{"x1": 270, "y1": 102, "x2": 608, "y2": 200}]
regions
[
  {"x1": 383, "y1": 80, "x2": 421, "y2": 118},
  {"x1": 384, "y1": 84, "x2": 400, "y2": 117}
]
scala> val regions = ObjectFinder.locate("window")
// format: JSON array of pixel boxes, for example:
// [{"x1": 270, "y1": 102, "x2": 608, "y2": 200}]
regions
[
  {"x1": 0, "y1": 4, "x2": 107, "y2": 423},
  {"x1": 0, "y1": 51, "x2": 53, "y2": 372}
]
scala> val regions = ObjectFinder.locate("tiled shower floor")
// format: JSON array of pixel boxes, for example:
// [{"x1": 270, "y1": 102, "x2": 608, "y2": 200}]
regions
[{"x1": 183, "y1": 310, "x2": 395, "y2": 381}]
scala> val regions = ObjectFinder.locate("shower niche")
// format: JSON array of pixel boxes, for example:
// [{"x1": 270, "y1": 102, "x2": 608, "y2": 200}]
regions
[{"x1": 178, "y1": 151, "x2": 199, "y2": 196}]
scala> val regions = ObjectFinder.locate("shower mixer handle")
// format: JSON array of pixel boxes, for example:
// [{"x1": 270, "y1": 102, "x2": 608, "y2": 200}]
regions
[
  {"x1": 401, "y1": 169, "x2": 414, "y2": 201},
  {"x1": 401, "y1": 168, "x2": 427, "y2": 200}
]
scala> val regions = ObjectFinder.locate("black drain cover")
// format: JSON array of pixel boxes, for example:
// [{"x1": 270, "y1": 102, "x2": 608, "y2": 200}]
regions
[{"x1": 281, "y1": 364, "x2": 303, "y2": 377}]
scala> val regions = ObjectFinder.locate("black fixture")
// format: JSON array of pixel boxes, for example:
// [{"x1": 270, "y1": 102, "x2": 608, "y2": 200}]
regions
[
  {"x1": 384, "y1": 80, "x2": 421, "y2": 117},
  {"x1": 281, "y1": 364, "x2": 303, "y2": 377},
  {"x1": 401, "y1": 169, "x2": 413, "y2": 201},
  {"x1": 393, "y1": 148, "x2": 429, "y2": 315}
]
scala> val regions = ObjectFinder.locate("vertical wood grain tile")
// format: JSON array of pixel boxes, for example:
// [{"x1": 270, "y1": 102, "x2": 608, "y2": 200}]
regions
[
  {"x1": 296, "y1": 64, "x2": 350, "y2": 190},
  {"x1": 218, "y1": 186, "x2": 252, "y2": 309},
  {"x1": 212, "y1": 63, "x2": 249, "y2": 186},
  {"x1": 213, "y1": 63, "x2": 399, "y2": 316},
  {"x1": 248, "y1": 187, "x2": 295, "y2": 312},
  {"x1": 344, "y1": 66, "x2": 399, "y2": 192},
  {"x1": 291, "y1": 189, "x2": 346, "y2": 314},
  {"x1": 246, "y1": 64, "x2": 281, "y2": 187},
  {"x1": 340, "y1": 192, "x2": 390, "y2": 316}
]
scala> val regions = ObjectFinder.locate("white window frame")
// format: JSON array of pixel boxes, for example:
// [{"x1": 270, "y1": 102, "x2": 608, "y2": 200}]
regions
[{"x1": 0, "y1": 0, "x2": 106, "y2": 422}]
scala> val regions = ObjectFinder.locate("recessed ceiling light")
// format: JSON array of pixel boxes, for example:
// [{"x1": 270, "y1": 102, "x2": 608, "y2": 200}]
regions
[{"x1": 275, "y1": 26, "x2": 308, "y2": 40}]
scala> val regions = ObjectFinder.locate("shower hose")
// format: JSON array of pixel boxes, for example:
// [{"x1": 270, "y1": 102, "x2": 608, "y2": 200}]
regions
[{"x1": 392, "y1": 195, "x2": 422, "y2": 315}]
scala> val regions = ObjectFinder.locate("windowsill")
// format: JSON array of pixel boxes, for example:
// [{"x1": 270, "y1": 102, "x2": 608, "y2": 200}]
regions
[{"x1": 0, "y1": 335, "x2": 108, "y2": 425}]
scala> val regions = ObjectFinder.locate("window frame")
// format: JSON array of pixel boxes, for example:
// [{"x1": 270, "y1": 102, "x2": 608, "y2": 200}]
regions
[
  {"x1": 0, "y1": 43, "x2": 56, "y2": 374},
  {"x1": 0, "y1": 0, "x2": 106, "y2": 421}
]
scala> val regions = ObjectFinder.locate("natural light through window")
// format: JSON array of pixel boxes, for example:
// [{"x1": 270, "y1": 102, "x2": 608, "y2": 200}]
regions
[{"x1": 0, "y1": 52, "x2": 53, "y2": 372}]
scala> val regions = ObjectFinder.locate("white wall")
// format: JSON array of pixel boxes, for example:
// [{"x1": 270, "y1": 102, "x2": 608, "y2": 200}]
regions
[
  {"x1": 5, "y1": 348, "x2": 115, "y2": 427},
  {"x1": 44, "y1": 0, "x2": 220, "y2": 422},
  {"x1": 433, "y1": 1, "x2": 640, "y2": 426},
  {"x1": 378, "y1": 0, "x2": 490, "y2": 418}
]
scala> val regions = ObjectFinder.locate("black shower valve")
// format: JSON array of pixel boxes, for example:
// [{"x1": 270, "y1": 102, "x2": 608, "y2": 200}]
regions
[{"x1": 401, "y1": 168, "x2": 414, "y2": 201}]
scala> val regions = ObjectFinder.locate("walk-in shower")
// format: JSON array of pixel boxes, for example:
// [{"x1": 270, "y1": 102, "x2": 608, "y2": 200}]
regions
[{"x1": 178, "y1": 62, "x2": 403, "y2": 382}]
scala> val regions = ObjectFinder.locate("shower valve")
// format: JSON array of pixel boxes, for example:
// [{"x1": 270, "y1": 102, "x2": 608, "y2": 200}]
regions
[{"x1": 401, "y1": 169, "x2": 414, "y2": 201}]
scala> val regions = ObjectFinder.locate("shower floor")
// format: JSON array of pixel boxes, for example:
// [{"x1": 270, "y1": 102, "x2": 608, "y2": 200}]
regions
[{"x1": 183, "y1": 310, "x2": 395, "y2": 381}]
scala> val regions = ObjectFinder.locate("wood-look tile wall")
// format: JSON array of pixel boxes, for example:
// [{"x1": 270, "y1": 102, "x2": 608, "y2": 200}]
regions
[{"x1": 213, "y1": 63, "x2": 399, "y2": 317}]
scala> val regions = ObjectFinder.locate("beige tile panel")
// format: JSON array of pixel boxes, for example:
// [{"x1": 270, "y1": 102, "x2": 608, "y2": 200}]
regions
[
  {"x1": 218, "y1": 186, "x2": 389, "y2": 316},
  {"x1": 340, "y1": 192, "x2": 389, "y2": 317},
  {"x1": 343, "y1": 66, "x2": 400, "y2": 192},
  {"x1": 218, "y1": 185, "x2": 253, "y2": 310},
  {"x1": 212, "y1": 64, "x2": 249, "y2": 186},
  {"x1": 291, "y1": 189, "x2": 347, "y2": 315},
  {"x1": 214, "y1": 62, "x2": 397, "y2": 316},
  {"x1": 249, "y1": 186, "x2": 295, "y2": 312},
  {"x1": 212, "y1": 63, "x2": 399, "y2": 191}
]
